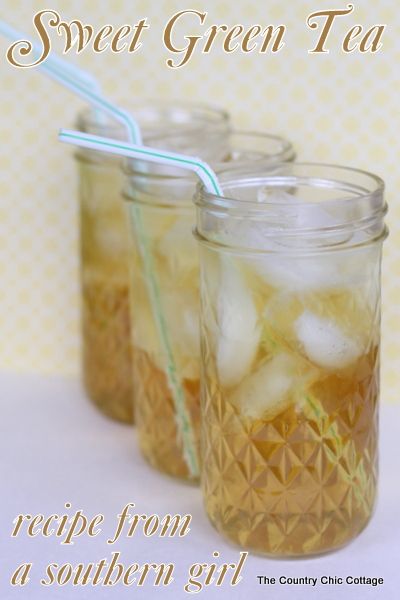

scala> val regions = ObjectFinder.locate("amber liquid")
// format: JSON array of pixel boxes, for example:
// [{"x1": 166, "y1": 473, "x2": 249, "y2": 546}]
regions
[
  {"x1": 134, "y1": 350, "x2": 200, "y2": 479},
  {"x1": 82, "y1": 279, "x2": 133, "y2": 423},
  {"x1": 201, "y1": 248, "x2": 380, "y2": 556},
  {"x1": 79, "y1": 157, "x2": 134, "y2": 423},
  {"x1": 129, "y1": 206, "x2": 201, "y2": 479}
]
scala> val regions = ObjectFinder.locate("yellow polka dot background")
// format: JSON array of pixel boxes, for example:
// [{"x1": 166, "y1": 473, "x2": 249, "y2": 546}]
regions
[{"x1": 0, "y1": 0, "x2": 399, "y2": 402}]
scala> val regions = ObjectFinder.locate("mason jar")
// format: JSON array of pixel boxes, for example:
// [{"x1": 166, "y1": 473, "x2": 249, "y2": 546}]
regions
[
  {"x1": 75, "y1": 101, "x2": 230, "y2": 423},
  {"x1": 194, "y1": 163, "x2": 387, "y2": 556},
  {"x1": 123, "y1": 132, "x2": 295, "y2": 479}
]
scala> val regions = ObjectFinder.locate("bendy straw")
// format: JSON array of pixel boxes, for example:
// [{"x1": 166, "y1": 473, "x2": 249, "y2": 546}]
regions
[
  {"x1": 34, "y1": 61, "x2": 142, "y2": 143},
  {"x1": 0, "y1": 20, "x2": 142, "y2": 143},
  {"x1": 59, "y1": 129, "x2": 223, "y2": 478},
  {"x1": 59, "y1": 129, "x2": 222, "y2": 195}
]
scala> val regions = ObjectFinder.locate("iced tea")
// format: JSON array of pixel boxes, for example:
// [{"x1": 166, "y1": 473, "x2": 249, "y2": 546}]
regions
[
  {"x1": 76, "y1": 102, "x2": 230, "y2": 423},
  {"x1": 127, "y1": 202, "x2": 201, "y2": 479},
  {"x1": 79, "y1": 152, "x2": 134, "y2": 422},
  {"x1": 125, "y1": 132, "x2": 295, "y2": 479},
  {"x1": 196, "y1": 164, "x2": 387, "y2": 555}
]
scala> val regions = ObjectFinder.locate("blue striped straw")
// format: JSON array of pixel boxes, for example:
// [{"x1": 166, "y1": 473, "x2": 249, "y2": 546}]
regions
[
  {"x1": 0, "y1": 20, "x2": 142, "y2": 143},
  {"x1": 59, "y1": 129, "x2": 222, "y2": 194}
]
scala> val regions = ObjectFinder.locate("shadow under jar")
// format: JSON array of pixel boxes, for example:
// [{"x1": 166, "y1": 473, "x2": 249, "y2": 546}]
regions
[
  {"x1": 123, "y1": 132, "x2": 295, "y2": 479},
  {"x1": 194, "y1": 163, "x2": 388, "y2": 556},
  {"x1": 75, "y1": 101, "x2": 230, "y2": 423}
]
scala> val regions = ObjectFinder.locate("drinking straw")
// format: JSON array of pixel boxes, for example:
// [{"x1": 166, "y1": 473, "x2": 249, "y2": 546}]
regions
[
  {"x1": 32, "y1": 60, "x2": 142, "y2": 143},
  {"x1": 2, "y1": 18, "x2": 201, "y2": 476},
  {"x1": 59, "y1": 129, "x2": 222, "y2": 195},
  {"x1": 0, "y1": 20, "x2": 141, "y2": 143},
  {"x1": 59, "y1": 129, "x2": 223, "y2": 478}
]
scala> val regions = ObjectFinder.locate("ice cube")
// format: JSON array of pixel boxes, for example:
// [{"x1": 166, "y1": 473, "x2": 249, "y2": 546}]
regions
[
  {"x1": 293, "y1": 202, "x2": 340, "y2": 232},
  {"x1": 224, "y1": 190, "x2": 374, "y2": 291},
  {"x1": 157, "y1": 216, "x2": 198, "y2": 275},
  {"x1": 295, "y1": 310, "x2": 362, "y2": 369},
  {"x1": 163, "y1": 290, "x2": 200, "y2": 380},
  {"x1": 94, "y1": 225, "x2": 128, "y2": 257},
  {"x1": 216, "y1": 258, "x2": 260, "y2": 387},
  {"x1": 231, "y1": 353, "x2": 297, "y2": 420},
  {"x1": 257, "y1": 187, "x2": 343, "y2": 232},
  {"x1": 255, "y1": 252, "x2": 346, "y2": 290},
  {"x1": 257, "y1": 188, "x2": 296, "y2": 204},
  {"x1": 134, "y1": 289, "x2": 200, "y2": 380},
  {"x1": 254, "y1": 237, "x2": 379, "y2": 291},
  {"x1": 250, "y1": 198, "x2": 347, "y2": 290}
]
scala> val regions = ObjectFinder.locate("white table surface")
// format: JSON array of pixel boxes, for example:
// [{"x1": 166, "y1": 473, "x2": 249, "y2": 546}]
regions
[{"x1": 0, "y1": 371, "x2": 399, "y2": 600}]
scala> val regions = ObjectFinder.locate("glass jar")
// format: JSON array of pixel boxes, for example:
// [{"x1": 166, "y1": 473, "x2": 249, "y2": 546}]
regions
[
  {"x1": 75, "y1": 101, "x2": 230, "y2": 423},
  {"x1": 194, "y1": 163, "x2": 387, "y2": 556},
  {"x1": 123, "y1": 131, "x2": 295, "y2": 478}
]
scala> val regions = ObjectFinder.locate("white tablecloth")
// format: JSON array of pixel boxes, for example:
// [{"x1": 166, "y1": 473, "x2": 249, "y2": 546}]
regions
[{"x1": 0, "y1": 372, "x2": 399, "y2": 599}]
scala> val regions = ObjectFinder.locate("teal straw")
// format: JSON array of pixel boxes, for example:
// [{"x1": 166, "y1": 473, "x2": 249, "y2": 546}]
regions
[{"x1": 59, "y1": 130, "x2": 225, "y2": 478}]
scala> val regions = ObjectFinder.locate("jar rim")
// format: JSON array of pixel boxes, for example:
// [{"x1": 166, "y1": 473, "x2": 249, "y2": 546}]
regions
[
  {"x1": 122, "y1": 130, "x2": 296, "y2": 192},
  {"x1": 76, "y1": 98, "x2": 230, "y2": 136},
  {"x1": 75, "y1": 99, "x2": 231, "y2": 166},
  {"x1": 193, "y1": 223, "x2": 389, "y2": 256},
  {"x1": 194, "y1": 162, "x2": 387, "y2": 254},
  {"x1": 195, "y1": 162, "x2": 385, "y2": 212},
  {"x1": 225, "y1": 130, "x2": 296, "y2": 164}
]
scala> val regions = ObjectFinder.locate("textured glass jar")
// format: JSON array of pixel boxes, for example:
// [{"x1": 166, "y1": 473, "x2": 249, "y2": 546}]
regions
[
  {"x1": 75, "y1": 101, "x2": 230, "y2": 423},
  {"x1": 123, "y1": 132, "x2": 295, "y2": 479},
  {"x1": 195, "y1": 164, "x2": 387, "y2": 556}
]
